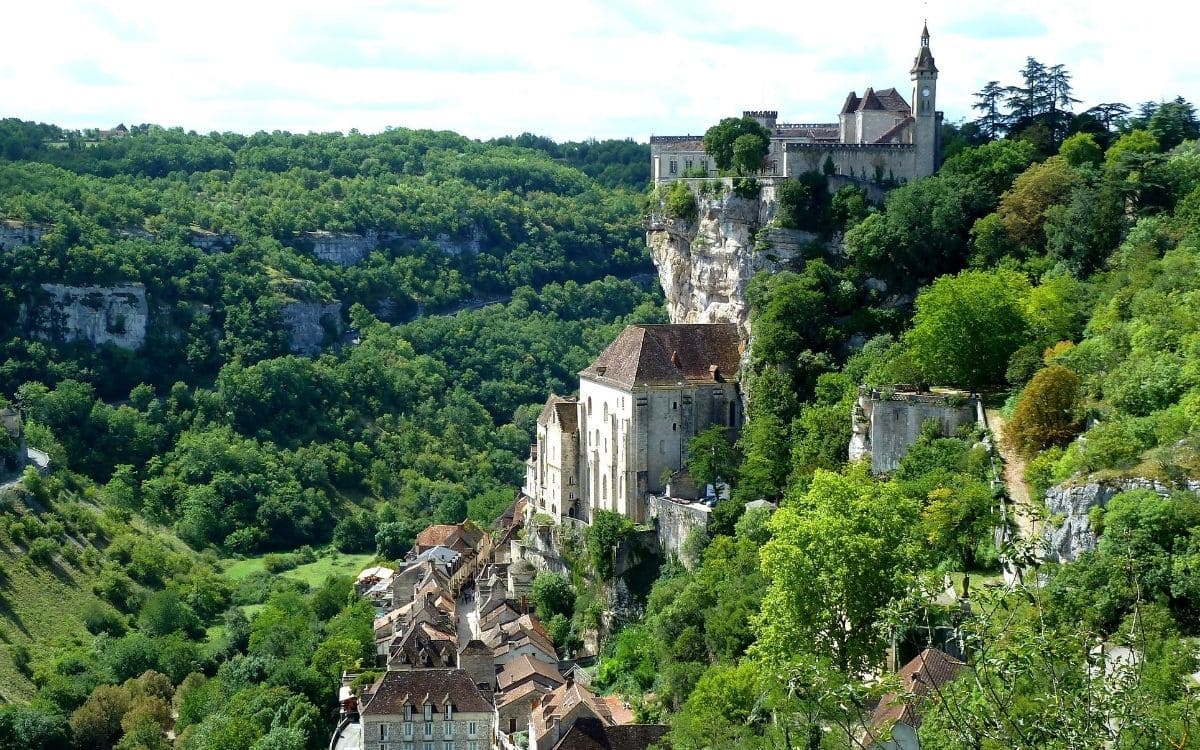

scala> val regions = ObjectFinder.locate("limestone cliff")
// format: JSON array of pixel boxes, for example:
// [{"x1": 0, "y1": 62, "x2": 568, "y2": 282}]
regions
[
  {"x1": 646, "y1": 181, "x2": 818, "y2": 337},
  {"x1": 23, "y1": 283, "x2": 148, "y2": 350},
  {"x1": 281, "y1": 300, "x2": 342, "y2": 355},
  {"x1": 1043, "y1": 477, "x2": 1200, "y2": 561},
  {"x1": 291, "y1": 226, "x2": 485, "y2": 266},
  {"x1": 0, "y1": 221, "x2": 47, "y2": 251}
]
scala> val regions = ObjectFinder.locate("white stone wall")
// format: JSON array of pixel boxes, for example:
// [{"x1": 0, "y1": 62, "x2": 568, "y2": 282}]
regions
[
  {"x1": 362, "y1": 713, "x2": 492, "y2": 750},
  {"x1": 579, "y1": 378, "x2": 633, "y2": 519}
]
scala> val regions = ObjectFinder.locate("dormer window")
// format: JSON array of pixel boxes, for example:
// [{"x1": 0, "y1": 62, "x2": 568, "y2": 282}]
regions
[
  {"x1": 425, "y1": 704, "x2": 433, "y2": 721},
  {"x1": 405, "y1": 704, "x2": 413, "y2": 721},
  {"x1": 444, "y1": 705, "x2": 453, "y2": 721}
]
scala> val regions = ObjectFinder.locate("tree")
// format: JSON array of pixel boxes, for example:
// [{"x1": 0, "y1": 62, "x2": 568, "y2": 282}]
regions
[
  {"x1": 587, "y1": 510, "x2": 632, "y2": 580},
  {"x1": 1006, "y1": 365, "x2": 1082, "y2": 456},
  {"x1": 756, "y1": 468, "x2": 919, "y2": 674},
  {"x1": 996, "y1": 156, "x2": 1082, "y2": 251},
  {"x1": 686, "y1": 425, "x2": 739, "y2": 489},
  {"x1": 530, "y1": 572, "x2": 574, "y2": 623},
  {"x1": 332, "y1": 513, "x2": 375, "y2": 553},
  {"x1": 1148, "y1": 96, "x2": 1200, "y2": 150},
  {"x1": 972, "y1": 80, "x2": 1008, "y2": 140},
  {"x1": 1057, "y1": 132, "x2": 1102, "y2": 167},
  {"x1": 904, "y1": 269, "x2": 1031, "y2": 389},
  {"x1": 703, "y1": 116, "x2": 771, "y2": 173}
]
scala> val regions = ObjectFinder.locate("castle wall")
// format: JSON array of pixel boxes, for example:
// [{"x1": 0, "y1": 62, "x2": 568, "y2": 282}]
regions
[
  {"x1": 850, "y1": 389, "x2": 980, "y2": 474},
  {"x1": 786, "y1": 144, "x2": 919, "y2": 183},
  {"x1": 646, "y1": 494, "x2": 711, "y2": 563}
]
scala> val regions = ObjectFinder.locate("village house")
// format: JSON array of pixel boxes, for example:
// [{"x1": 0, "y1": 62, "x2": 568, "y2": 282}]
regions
[
  {"x1": 529, "y1": 678, "x2": 640, "y2": 750},
  {"x1": 865, "y1": 647, "x2": 964, "y2": 749},
  {"x1": 359, "y1": 669, "x2": 495, "y2": 750}
]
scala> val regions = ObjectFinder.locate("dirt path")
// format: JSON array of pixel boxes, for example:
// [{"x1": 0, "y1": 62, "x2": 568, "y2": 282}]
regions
[{"x1": 987, "y1": 409, "x2": 1038, "y2": 541}]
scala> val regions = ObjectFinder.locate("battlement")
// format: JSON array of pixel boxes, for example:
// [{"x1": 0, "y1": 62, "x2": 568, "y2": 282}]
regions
[
  {"x1": 650, "y1": 135, "x2": 706, "y2": 145},
  {"x1": 743, "y1": 110, "x2": 778, "y2": 118}
]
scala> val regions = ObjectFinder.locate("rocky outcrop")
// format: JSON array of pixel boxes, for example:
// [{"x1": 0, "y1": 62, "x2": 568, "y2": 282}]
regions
[
  {"x1": 646, "y1": 181, "x2": 816, "y2": 337},
  {"x1": 0, "y1": 221, "x2": 47, "y2": 251},
  {"x1": 291, "y1": 226, "x2": 485, "y2": 266},
  {"x1": 1044, "y1": 477, "x2": 1200, "y2": 562},
  {"x1": 280, "y1": 300, "x2": 341, "y2": 355},
  {"x1": 187, "y1": 229, "x2": 237, "y2": 252},
  {"x1": 23, "y1": 283, "x2": 148, "y2": 349}
]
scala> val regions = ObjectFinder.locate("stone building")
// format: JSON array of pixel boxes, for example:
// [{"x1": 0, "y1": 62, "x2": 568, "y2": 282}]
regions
[
  {"x1": 523, "y1": 323, "x2": 743, "y2": 525},
  {"x1": 650, "y1": 24, "x2": 941, "y2": 185},
  {"x1": 359, "y1": 669, "x2": 494, "y2": 750},
  {"x1": 849, "y1": 386, "x2": 982, "y2": 474}
]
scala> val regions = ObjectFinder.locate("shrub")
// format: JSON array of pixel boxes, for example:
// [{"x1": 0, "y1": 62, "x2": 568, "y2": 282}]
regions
[
  {"x1": 665, "y1": 181, "x2": 697, "y2": 220},
  {"x1": 1005, "y1": 366, "x2": 1083, "y2": 456},
  {"x1": 27, "y1": 537, "x2": 58, "y2": 566},
  {"x1": 262, "y1": 553, "x2": 298, "y2": 574}
]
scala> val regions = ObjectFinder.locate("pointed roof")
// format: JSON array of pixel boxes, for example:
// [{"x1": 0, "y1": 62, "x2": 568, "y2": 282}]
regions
[
  {"x1": 580, "y1": 324, "x2": 742, "y2": 388},
  {"x1": 874, "y1": 116, "x2": 915, "y2": 144},
  {"x1": 874, "y1": 87, "x2": 911, "y2": 113},
  {"x1": 867, "y1": 647, "x2": 964, "y2": 738},
  {"x1": 857, "y1": 87, "x2": 886, "y2": 111},
  {"x1": 840, "y1": 91, "x2": 861, "y2": 115},
  {"x1": 911, "y1": 24, "x2": 937, "y2": 74},
  {"x1": 538, "y1": 394, "x2": 580, "y2": 433}
]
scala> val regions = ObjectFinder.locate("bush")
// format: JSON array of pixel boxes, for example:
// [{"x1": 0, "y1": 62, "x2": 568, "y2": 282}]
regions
[
  {"x1": 27, "y1": 537, "x2": 58, "y2": 566},
  {"x1": 83, "y1": 601, "x2": 128, "y2": 636},
  {"x1": 1005, "y1": 365, "x2": 1083, "y2": 455},
  {"x1": 261, "y1": 553, "x2": 298, "y2": 574},
  {"x1": 665, "y1": 181, "x2": 697, "y2": 220}
]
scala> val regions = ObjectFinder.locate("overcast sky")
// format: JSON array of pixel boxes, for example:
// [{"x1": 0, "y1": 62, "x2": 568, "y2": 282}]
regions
[{"x1": 3, "y1": 0, "x2": 1195, "y2": 142}]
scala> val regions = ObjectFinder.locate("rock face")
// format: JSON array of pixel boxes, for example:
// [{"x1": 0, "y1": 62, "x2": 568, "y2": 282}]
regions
[
  {"x1": 1044, "y1": 477, "x2": 1200, "y2": 562},
  {"x1": 0, "y1": 221, "x2": 47, "y2": 251},
  {"x1": 25, "y1": 283, "x2": 148, "y2": 349},
  {"x1": 281, "y1": 300, "x2": 341, "y2": 355},
  {"x1": 646, "y1": 181, "x2": 816, "y2": 337},
  {"x1": 292, "y1": 226, "x2": 485, "y2": 266}
]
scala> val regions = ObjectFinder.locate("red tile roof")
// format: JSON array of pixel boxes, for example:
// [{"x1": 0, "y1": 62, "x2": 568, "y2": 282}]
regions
[
  {"x1": 550, "y1": 717, "x2": 669, "y2": 750},
  {"x1": 867, "y1": 648, "x2": 964, "y2": 739}
]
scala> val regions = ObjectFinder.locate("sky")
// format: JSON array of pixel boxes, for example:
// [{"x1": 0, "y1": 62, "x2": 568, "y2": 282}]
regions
[{"x1": 3, "y1": 0, "x2": 1196, "y2": 142}]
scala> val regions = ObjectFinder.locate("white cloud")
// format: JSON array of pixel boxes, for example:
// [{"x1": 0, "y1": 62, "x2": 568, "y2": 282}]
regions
[{"x1": 3, "y1": 0, "x2": 1196, "y2": 140}]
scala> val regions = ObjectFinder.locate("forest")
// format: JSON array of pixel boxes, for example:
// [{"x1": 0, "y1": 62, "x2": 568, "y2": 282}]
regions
[{"x1": 0, "y1": 51, "x2": 1199, "y2": 750}]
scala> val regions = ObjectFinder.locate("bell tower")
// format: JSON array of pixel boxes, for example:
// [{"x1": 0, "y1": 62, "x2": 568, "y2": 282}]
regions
[{"x1": 910, "y1": 22, "x2": 940, "y2": 177}]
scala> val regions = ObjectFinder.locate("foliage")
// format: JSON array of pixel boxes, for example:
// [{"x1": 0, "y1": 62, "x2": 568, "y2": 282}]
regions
[
  {"x1": 702, "y1": 117, "x2": 771, "y2": 174},
  {"x1": 1005, "y1": 365, "x2": 1083, "y2": 455},
  {"x1": 586, "y1": 510, "x2": 633, "y2": 580},
  {"x1": 685, "y1": 425, "x2": 738, "y2": 489},
  {"x1": 530, "y1": 572, "x2": 574, "y2": 624},
  {"x1": 904, "y1": 269, "x2": 1031, "y2": 388}
]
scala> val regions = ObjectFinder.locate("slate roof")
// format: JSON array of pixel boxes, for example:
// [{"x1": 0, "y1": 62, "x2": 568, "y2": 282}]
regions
[
  {"x1": 911, "y1": 45, "x2": 937, "y2": 74},
  {"x1": 580, "y1": 324, "x2": 742, "y2": 388},
  {"x1": 550, "y1": 717, "x2": 670, "y2": 750},
  {"x1": 362, "y1": 669, "x2": 492, "y2": 715},
  {"x1": 874, "y1": 116, "x2": 915, "y2": 144},
  {"x1": 874, "y1": 87, "x2": 911, "y2": 113},
  {"x1": 867, "y1": 648, "x2": 964, "y2": 738},
  {"x1": 841, "y1": 87, "x2": 911, "y2": 116}
]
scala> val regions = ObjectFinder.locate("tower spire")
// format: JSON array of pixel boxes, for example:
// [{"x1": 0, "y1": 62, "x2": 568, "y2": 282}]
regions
[{"x1": 922, "y1": 20, "x2": 930, "y2": 46}]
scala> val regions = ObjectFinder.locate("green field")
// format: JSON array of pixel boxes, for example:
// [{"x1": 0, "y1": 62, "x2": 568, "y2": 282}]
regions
[{"x1": 222, "y1": 549, "x2": 377, "y2": 587}]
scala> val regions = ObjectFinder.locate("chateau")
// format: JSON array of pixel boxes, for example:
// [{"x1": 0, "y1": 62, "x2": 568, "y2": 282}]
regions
[
  {"x1": 522, "y1": 324, "x2": 743, "y2": 525},
  {"x1": 650, "y1": 24, "x2": 941, "y2": 185}
]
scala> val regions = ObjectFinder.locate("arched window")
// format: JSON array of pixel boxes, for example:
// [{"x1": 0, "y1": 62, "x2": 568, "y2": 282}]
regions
[{"x1": 587, "y1": 397, "x2": 592, "y2": 415}]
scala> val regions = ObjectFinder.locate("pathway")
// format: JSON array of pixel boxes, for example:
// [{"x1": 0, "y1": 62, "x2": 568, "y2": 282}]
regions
[{"x1": 987, "y1": 409, "x2": 1038, "y2": 542}]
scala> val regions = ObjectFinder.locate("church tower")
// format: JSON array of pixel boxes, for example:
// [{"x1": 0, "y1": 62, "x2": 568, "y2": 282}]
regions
[{"x1": 910, "y1": 22, "x2": 940, "y2": 178}]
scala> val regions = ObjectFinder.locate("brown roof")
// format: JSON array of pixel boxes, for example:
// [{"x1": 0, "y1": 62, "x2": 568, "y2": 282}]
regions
[
  {"x1": 415, "y1": 521, "x2": 485, "y2": 553},
  {"x1": 775, "y1": 124, "x2": 840, "y2": 141},
  {"x1": 874, "y1": 87, "x2": 911, "y2": 113},
  {"x1": 858, "y1": 87, "x2": 885, "y2": 111},
  {"x1": 580, "y1": 324, "x2": 741, "y2": 388},
  {"x1": 497, "y1": 680, "x2": 554, "y2": 711},
  {"x1": 911, "y1": 45, "x2": 937, "y2": 74},
  {"x1": 840, "y1": 91, "x2": 861, "y2": 114},
  {"x1": 551, "y1": 718, "x2": 670, "y2": 750},
  {"x1": 867, "y1": 648, "x2": 964, "y2": 737},
  {"x1": 539, "y1": 394, "x2": 580, "y2": 433},
  {"x1": 874, "y1": 116, "x2": 915, "y2": 144},
  {"x1": 534, "y1": 680, "x2": 617, "y2": 737},
  {"x1": 362, "y1": 669, "x2": 493, "y2": 716},
  {"x1": 498, "y1": 654, "x2": 566, "y2": 691}
]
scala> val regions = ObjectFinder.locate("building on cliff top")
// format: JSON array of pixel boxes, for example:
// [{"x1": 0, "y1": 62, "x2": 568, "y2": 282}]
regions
[
  {"x1": 523, "y1": 323, "x2": 743, "y2": 526},
  {"x1": 849, "y1": 386, "x2": 984, "y2": 475},
  {"x1": 650, "y1": 23, "x2": 940, "y2": 186}
]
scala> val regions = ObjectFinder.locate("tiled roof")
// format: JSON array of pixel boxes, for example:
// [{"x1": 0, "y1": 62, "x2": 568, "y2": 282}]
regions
[
  {"x1": 874, "y1": 116, "x2": 915, "y2": 144},
  {"x1": 498, "y1": 654, "x2": 566, "y2": 691},
  {"x1": 550, "y1": 717, "x2": 670, "y2": 750},
  {"x1": 497, "y1": 680, "x2": 553, "y2": 711},
  {"x1": 840, "y1": 92, "x2": 861, "y2": 115},
  {"x1": 533, "y1": 680, "x2": 616, "y2": 737},
  {"x1": 874, "y1": 87, "x2": 911, "y2": 113},
  {"x1": 362, "y1": 669, "x2": 493, "y2": 715},
  {"x1": 858, "y1": 87, "x2": 885, "y2": 111},
  {"x1": 867, "y1": 648, "x2": 964, "y2": 737},
  {"x1": 580, "y1": 324, "x2": 742, "y2": 388},
  {"x1": 414, "y1": 521, "x2": 485, "y2": 553}
]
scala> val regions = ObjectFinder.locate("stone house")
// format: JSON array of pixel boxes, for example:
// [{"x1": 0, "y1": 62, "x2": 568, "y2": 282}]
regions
[
  {"x1": 865, "y1": 647, "x2": 964, "y2": 749},
  {"x1": 523, "y1": 395, "x2": 582, "y2": 521},
  {"x1": 650, "y1": 24, "x2": 941, "y2": 185},
  {"x1": 496, "y1": 654, "x2": 567, "y2": 737},
  {"x1": 523, "y1": 323, "x2": 743, "y2": 526},
  {"x1": 359, "y1": 669, "x2": 494, "y2": 750},
  {"x1": 548, "y1": 717, "x2": 669, "y2": 750},
  {"x1": 530, "y1": 678, "x2": 636, "y2": 750}
]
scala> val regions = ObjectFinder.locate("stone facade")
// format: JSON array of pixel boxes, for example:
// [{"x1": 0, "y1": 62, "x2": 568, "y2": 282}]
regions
[
  {"x1": 850, "y1": 387, "x2": 981, "y2": 474},
  {"x1": 523, "y1": 324, "x2": 743, "y2": 525},
  {"x1": 645, "y1": 493, "x2": 711, "y2": 562},
  {"x1": 24, "y1": 283, "x2": 148, "y2": 350},
  {"x1": 650, "y1": 25, "x2": 940, "y2": 186},
  {"x1": 359, "y1": 669, "x2": 494, "y2": 750}
]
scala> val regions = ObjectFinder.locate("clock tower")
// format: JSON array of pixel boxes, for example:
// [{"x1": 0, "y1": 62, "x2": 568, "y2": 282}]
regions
[{"x1": 910, "y1": 22, "x2": 940, "y2": 177}]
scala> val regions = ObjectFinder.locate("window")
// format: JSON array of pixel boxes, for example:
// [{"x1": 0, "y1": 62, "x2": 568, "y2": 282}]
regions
[
  {"x1": 424, "y1": 705, "x2": 432, "y2": 721},
  {"x1": 405, "y1": 705, "x2": 413, "y2": 721},
  {"x1": 672, "y1": 423, "x2": 677, "y2": 432},
  {"x1": 380, "y1": 724, "x2": 390, "y2": 740},
  {"x1": 404, "y1": 723, "x2": 413, "y2": 738},
  {"x1": 685, "y1": 158, "x2": 693, "y2": 170},
  {"x1": 469, "y1": 721, "x2": 478, "y2": 736},
  {"x1": 445, "y1": 720, "x2": 454, "y2": 737},
  {"x1": 423, "y1": 743, "x2": 433, "y2": 750},
  {"x1": 509, "y1": 718, "x2": 518, "y2": 733},
  {"x1": 444, "y1": 706, "x2": 452, "y2": 722},
  {"x1": 603, "y1": 402, "x2": 608, "y2": 419},
  {"x1": 672, "y1": 401, "x2": 678, "y2": 410},
  {"x1": 424, "y1": 722, "x2": 433, "y2": 738},
  {"x1": 601, "y1": 475, "x2": 608, "y2": 501},
  {"x1": 469, "y1": 742, "x2": 479, "y2": 750},
  {"x1": 669, "y1": 160, "x2": 677, "y2": 174},
  {"x1": 444, "y1": 743, "x2": 454, "y2": 750},
  {"x1": 403, "y1": 743, "x2": 413, "y2": 750}
]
